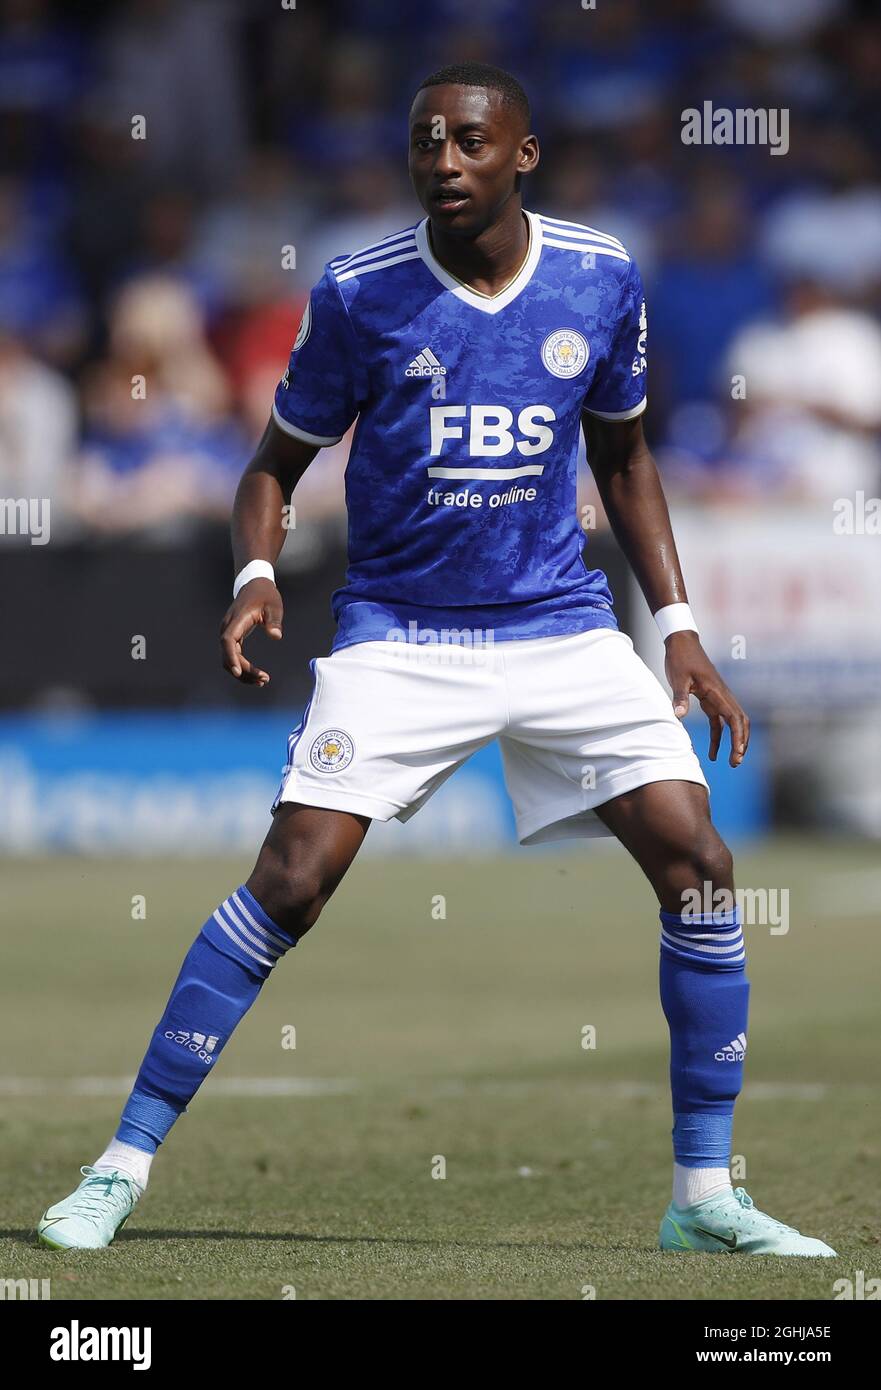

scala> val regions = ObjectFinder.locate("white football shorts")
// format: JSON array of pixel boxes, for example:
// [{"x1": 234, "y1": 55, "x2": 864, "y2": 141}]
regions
[{"x1": 272, "y1": 628, "x2": 709, "y2": 844}]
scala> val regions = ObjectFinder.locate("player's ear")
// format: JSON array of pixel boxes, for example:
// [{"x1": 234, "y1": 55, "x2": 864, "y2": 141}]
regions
[{"x1": 518, "y1": 134, "x2": 540, "y2": 175}]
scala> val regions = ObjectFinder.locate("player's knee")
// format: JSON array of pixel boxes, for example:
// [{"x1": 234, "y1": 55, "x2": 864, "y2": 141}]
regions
[
  {"x1": 687, "y1": 828, "x2": 734, "y2": 894},
  {"x1": 281, "y1": 868, "x2": 329, "y2": 934},
  {"x1": 246, "y1": 849, "x2": 331, "y2": 937},
  {"x1": 658, "y1": 824, "x2": 734, "y2": 903}
]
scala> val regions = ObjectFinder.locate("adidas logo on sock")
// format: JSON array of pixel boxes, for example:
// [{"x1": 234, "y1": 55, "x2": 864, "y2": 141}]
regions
[
  {"x1": 163, "y1": 1028, "x2": 220, "y2": 1064},
  {"x1": 405, "y1": 347, "x2": 446, "y2": 377},
  {"x1": 715, "y1": 1032, "x2": 747, "y2": 1062}
]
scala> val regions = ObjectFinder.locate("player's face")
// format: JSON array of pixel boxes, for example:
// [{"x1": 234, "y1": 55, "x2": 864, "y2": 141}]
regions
[{"x1": 408, "y1": 85, "x2": 538, "y2": 236}]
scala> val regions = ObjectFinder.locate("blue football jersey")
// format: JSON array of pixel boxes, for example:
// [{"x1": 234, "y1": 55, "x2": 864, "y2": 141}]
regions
[{"x1": 273, "y1": 209, "x2": 648, "y2": 650}]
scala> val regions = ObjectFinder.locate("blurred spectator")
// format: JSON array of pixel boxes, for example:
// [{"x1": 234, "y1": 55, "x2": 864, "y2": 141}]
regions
[
  {"x1": 0, "y1": 0, "x2": 87, "y2": 173},
  {"x1": 0, "y1": 324, "x2": 77, "y2": 534},
  {"x1": 72, "y1": 361, "x2": 245, "y2": 540},
  {"x1": 710, "y1": 0, "x2": 846, "y2": 43},
  {"x1": 286, "y1": 37, "x2": 400, "y2": 174},
  {"x1": 66, "y1": 102, "x2": 154, "y2": 308},
  {"x1": 0, "y1": 175, "x2": 85, "y2": 363},
  {"x1": 190, "y1": 150, "x2": 314, "y2": 315},
  {"x1": 720, "y1": 279, "x2": 881, "y2": 501},
  {"x1": 69, "y1": 276, "x2": 244, "y2": 539},
  {"x1": 96, "y1": 0, "x2": 247, "y2": 197},
  {"x1": 543, "y1": 0, "x2": 712, "y2": 132},
  {"x1": 108, "y1": 275, "x2": 229, "y2": 423},
  {"x1": 651, "y1": 174, "x2": 776, "y2": 409},
  {"x1": 760, "y1": 176, "x2": 881, "y2": 298},
  {"x1": 219, "y1": 296, "x2": 305, "y2": 442},
  {"x1": 119, "y1": 190, "x2": 222, "y2": 319}
]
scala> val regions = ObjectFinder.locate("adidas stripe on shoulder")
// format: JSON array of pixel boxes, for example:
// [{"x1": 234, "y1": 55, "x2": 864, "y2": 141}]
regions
[
  {"x1": 331, "y1": 225, "x2": 421, "y2": 283},
  {"x1": 538, "y1": 214, "x2": 630, "y2": 263}
]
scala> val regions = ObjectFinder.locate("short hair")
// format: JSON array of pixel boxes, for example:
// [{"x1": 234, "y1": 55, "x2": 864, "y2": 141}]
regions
[{"x1": 415, "y1": 62, "x2": 531, "y2": 128}]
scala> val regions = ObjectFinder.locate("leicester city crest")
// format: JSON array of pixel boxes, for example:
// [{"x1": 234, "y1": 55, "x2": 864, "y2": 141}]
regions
[
  {"x1": 310, "y1": 729, "x2": 355, "y2": 773},
  {"x1": 541, "y1": 328, "x2": 589, "y2": 378}
]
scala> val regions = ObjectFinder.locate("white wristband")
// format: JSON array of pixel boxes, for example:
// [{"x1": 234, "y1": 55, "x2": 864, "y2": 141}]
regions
[
  {"x1": 233, "y1": 559, "x2": 275, "y2": 599},
  {"x1": 654, "y1": 602, "x2": 698, "y2": 641}
]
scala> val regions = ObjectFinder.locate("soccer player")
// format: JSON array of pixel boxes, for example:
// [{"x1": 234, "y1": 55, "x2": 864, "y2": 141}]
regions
[{"x1": 38, "y1": 63, "x2": 834, "y2": 1257}]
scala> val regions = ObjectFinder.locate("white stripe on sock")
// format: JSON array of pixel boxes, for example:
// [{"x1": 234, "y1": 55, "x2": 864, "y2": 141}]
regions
[
  {"x1": 230, "y1": 892, "x2": 290, "y2": 952},
  {"x1": 211, "y1": 910, "x2": 275, "y2": 969},
  {"x1": 219, "y1": 900, "x2": 282, "y2": 959}
]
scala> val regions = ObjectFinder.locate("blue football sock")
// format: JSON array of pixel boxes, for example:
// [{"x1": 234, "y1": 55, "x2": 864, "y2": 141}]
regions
[
  {"x1": 115, "y1": 887, "x2": 296, "y2": 1154},
  {"x1": 659, "y1": 907, "x2": 749, "y2": 1170}
]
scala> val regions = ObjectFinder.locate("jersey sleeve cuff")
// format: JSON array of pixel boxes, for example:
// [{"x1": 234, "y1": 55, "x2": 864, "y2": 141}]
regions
[
  {"x1": 271, "y1": 402, "x2": 344, "y2": 446},
  {"x1": 583, "y1": 396, "x2": 647, "y2": 422}
]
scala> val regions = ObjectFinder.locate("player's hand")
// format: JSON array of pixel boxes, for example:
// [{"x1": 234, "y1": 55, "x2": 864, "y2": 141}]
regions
[
  {"x1": 664, "y1": 631, "x2": 750, "y2": 767},
  {"x1": 220, "y1": 578, "x2": 284, "y2": 686}
]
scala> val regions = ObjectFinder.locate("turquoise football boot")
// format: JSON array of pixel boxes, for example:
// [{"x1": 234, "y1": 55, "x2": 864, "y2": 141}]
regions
[
  {"x1": 660, "y1": 1186, "x2": 836, "y2": 1257},
  {"x1": 37, "y1": 1166, "x2": 141, "y2": 1250}
]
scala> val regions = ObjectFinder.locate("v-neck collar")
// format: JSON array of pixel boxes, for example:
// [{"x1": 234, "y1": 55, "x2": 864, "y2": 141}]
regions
[{"x1": 415, "y1": 209, "x2": 543, "y2": 315}]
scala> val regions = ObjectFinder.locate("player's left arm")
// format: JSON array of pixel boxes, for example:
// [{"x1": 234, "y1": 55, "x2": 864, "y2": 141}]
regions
[{"x1": 583, "y1": 410, "x2": 749, "y2": 767}]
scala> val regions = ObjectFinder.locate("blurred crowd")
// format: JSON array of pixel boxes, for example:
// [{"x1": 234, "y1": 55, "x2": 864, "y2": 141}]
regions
[{"x1": 1, "y1": 0, "x2": 881, "y2": 545}]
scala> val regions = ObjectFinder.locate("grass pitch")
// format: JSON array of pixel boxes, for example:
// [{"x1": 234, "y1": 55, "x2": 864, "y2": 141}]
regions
[{"x1": 2, "y1": 839, "x2": 879, "y2": 1300}]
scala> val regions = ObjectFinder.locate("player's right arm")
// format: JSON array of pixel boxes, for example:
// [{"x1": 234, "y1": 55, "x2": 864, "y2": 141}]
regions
[
  {"x1": 220, "y1": 267, "x2": 364, "y2": 686},
  {"x1": 580, "y1": 252, "x2": 749, "y2": 766},
  {"x1": 220, "y1": 419, "x2": 318, "y2": 686}
]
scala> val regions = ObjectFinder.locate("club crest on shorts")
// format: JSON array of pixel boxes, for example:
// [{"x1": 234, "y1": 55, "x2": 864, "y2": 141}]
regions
[
  {"x1": 541, "y1": 328, "x2": 589, "y2": 378},
  {"x1": 310, "y1": 728, "x2": 354, "y2": 773}
]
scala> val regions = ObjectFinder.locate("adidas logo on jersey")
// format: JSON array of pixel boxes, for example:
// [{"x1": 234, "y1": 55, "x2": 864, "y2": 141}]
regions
[
  {"x1": 406, "y1": 347, "x2": 446, "y2": 377},
  {"x1": 715, "y1": 1032, "x2": 747, "y2": 1062}
]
